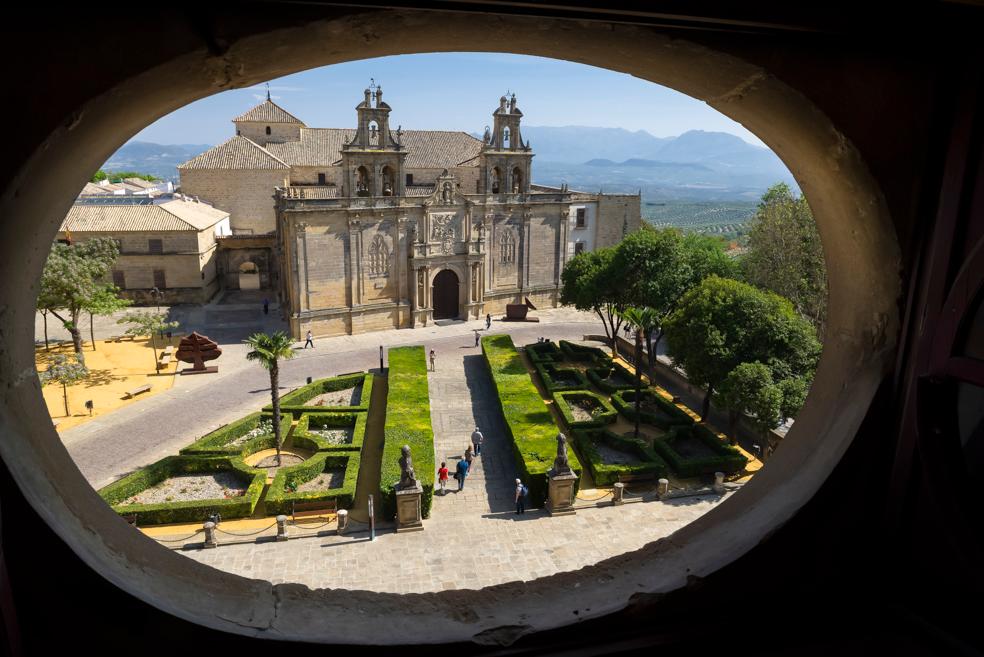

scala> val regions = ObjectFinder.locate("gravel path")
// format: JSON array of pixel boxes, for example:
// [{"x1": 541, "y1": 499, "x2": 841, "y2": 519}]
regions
[
  {"x1": 595, "y1": 443, "x2": 643, "y2": 465},
  {"x1": 307, "y1": 427, "x2": 353, "y2": 445},
  {"x1": 121, "y1": 472, "x2": 248, "y2": 505},
  {"x1": 254, "y1": 453, "x2": 305, "y2": 470},
  {"x1": 306, "y1": 383, "x2": 362, "y2": 407},
  {"x1": 295, "y1": 468, "x2": 345, "y2": 492}
]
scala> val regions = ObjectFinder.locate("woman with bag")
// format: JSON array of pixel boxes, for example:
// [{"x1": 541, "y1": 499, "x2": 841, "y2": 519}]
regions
[{"x1": 437, "y1": 461, "x2": 449, "y2": 495}]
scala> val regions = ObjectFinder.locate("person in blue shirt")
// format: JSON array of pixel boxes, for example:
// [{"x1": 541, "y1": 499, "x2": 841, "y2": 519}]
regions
[{"x1": 455, "y1": 457, "x2": 470, "y2": 492}]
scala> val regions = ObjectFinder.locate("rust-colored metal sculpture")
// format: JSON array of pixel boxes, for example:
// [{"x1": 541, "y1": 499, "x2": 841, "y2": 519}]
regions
[{"x1": 176, "y1": 332, "x2": 221, "y2": 374}]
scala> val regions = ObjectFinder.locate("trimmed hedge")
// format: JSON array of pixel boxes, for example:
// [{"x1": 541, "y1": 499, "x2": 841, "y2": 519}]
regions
[
  {"x1": 265, "y1": 372, "x2": 373, "y2": 414},
  {"x1": 611, "y1": 388, "x2": 695, "y2": 430},
  {"x1": 264, "y1": 450, "x2": 361, "y2": 515},
  {"x1": 525, "y1": 340, "x2": 562, "y2": 363},
  {"x1": 482, "y1": 334, "x2": 581, "y2": 506},
  {"x1": 294, "y1": 411, "x2": 368, "y2": 452},
  {"x1": 572, "y1": 429, "x2": 668, "y2": 486},
  {"x1": 179, "y1": 412, "x2": 291, "y2": 458},
  {"x1": 558, "y1": 340, "x2": 612, "y2": 366},
  {"x1": 381, "y1": 347, "x2": 434, "y2": 519},
  {"x1": 553, "y1": 390, "x2": 618, "y2": 429},
  {"x1": 99, "y1": 456, "x2": 266, "y2": 525},
  {"x1": 534, "y1": 361, "x2": 590, "y2": 392},
  {"x1": 586, "y1": 361, "x2": 637, "y2": 394},
  {"x1": 653, "y1": 424, "x2": 748, "y2": 478}
]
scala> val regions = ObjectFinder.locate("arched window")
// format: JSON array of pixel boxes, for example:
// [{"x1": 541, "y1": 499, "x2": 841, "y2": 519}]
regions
[
  {"x1": 368, "y1": 121, "x2": 379, "y2": 146},
  {"x1": 512, "y1": 167, "x2": 523, "y2": 193},
  {"x1": 491, "y1": 167, "x2": 501, "y2": 194},
  {"x1": 499, "y1": 229, "x2": 516, "y2": 264},
  {"x1": 356, "y1": 166, "x2": 372, "y2": 196},
  {"x1": 265, "y1": 125, "x2": 271, "y2": 135},
  {"x1": 381, "y1": 166, "x2": 395, "y2": 196},
  {"x1": 368, "y1": 234, "x2": 390, "y2": 277},
  {"x1": 503, "y1": 127, "x2": 510, "y2": 148}
]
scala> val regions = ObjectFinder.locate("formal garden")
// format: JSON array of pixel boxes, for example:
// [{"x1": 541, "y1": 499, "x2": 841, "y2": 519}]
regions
[{"x1": 98, "y1": 371, "x2": 373, "y2": 525}]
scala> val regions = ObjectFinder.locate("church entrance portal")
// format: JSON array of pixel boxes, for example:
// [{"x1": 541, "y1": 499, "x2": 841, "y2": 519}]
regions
[{"x1": 432, "y1": 269, "x2": 459, "y2": 319}]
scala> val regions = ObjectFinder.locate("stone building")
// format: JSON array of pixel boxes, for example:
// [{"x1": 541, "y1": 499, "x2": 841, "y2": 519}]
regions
[
  {"x1": 58, "y1": 195, "x2": 231, "y2": 304},
  {"x1": 179, "y1": 87, "x2": 641, "y2": 337}
]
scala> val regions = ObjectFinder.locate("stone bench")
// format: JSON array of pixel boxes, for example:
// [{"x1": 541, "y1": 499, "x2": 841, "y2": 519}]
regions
[
  {"x1": 157, "y1": 355, "x2": 172, "y2": 370},
  {"x1": 124, "y1": 384, "x2": 151, "y2": 399},
  {"x1": 291, "y1": 499, "x2": 337, "y2": 523},
  {"x1": 162, "y1": 345, "x2": 175, "y2": 357}
]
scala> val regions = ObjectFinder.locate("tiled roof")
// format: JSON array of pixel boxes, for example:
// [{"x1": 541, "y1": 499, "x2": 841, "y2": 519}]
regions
[
  {"x1": 60, "y1": 199, "x2": 229, "y2": 233},
  {"x1": 178, "y1": 136, "x2": 290, "y2": 170},
  {"x1": 405, "y1": 185, "x2": 436, "y2": 197},
  {"x1": 233, "y1": 99, "x2": 304, "y2": 124},
  {"x1": 264, "y1": 128, "x2": 483, "y2": 169},
  {"x1": 282, "y1": 186, "x2": 340, "y2": 199},
  {"x1": 122, "y1": 177, "x2": 159, "y2": 189},
  {"x1": 79, "y1": 182, "x2": 112, "y2": 196}
]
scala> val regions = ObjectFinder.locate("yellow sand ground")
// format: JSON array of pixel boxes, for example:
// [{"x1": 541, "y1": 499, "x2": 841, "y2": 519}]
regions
[{"x1": 37, "y1": 336, "x2": 180, "y2": 432}]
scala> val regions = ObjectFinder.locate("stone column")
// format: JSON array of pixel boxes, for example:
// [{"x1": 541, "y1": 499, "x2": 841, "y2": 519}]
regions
[
  {"x1": 613, "y1": 482, "x2": 625, "y2": 505},
  {"x1": 657, "y1": 478, "x2": 669, "y2": 497},
  {"x1": 203, "y1": 521, "x2": 217, "y2": 549},
  {"x1": 297, "y1": 222, "x2": 310, "y2": 312},
  {"x1": 276, "y1": 515, "x2": 288, "y2": 542},
  {"x1": 713, "y1": 472, "x2": 725, "y2": 494},
  {"x1": 347, "y1": 218, "x2": 362, "y2": 308},
  {"x1": 336, "y1": 509, "x2": 349, "y2": 535},
  {"x1": 522, "y1": 209, "x2": 533, "y2": 291}
]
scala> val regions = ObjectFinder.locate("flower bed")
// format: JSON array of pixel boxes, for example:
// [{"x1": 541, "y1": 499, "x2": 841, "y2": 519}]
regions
[
  {"x1": 265, "y1": 372, "x2": 373, "y2": 414},
  {"x1": 533, "y1": 360, "x2": 590, "y2": 392},
  {"x1": 294, "y1": 411, "x2": 368, "y2": 452},
  {"x1": 653, "y1": 424, "x2": 748, "y2": 478},
  {"x1": 98, "y1": 456, "x2": 266, "y2": 525},
  {"x1": 572, "y1": 429, "x2": 668, "y2": 486},
  {"x1": 586, "y1": 361, "x2": 637, "y2": 394},
  {"x1": 482, "y1": 334, "x2": 580, "y2": 506},
  {"x1": 264, "y1": 450, "x2": 361, "y2": 515},
  {"x1": 611, "y1": 388, "x2": 695, "y2": 430},
  {"x1": 558, "y1": 339, "x2": 612, "y2": 366},
  {"x1": 178, "y1": 412, "x2": 291, "y2": 458},
  {"x1": 380, "y1": 346, "x2": 434, "y2": 519},
  {"x1": 553, "y1": 390, "x2": 618, "y2": 429}
]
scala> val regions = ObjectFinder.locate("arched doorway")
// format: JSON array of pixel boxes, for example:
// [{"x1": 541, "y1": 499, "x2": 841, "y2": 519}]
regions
[
  {"x1": 432, "y1": 269, "x2": 459, "y2": 319},
  {"x1": 237, "y1": 261, "x2": 260, "y2": 290}
]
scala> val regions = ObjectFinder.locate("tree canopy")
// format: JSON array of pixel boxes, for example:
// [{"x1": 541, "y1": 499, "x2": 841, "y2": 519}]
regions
[
  {"x1": 560, "y1": 247, "x2": 629, "y2": 354},
  {"x1": 742, "y1": 183, "x2": 828, "y2": 339}
]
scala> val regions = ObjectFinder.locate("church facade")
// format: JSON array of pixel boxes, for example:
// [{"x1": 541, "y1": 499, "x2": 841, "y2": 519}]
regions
[{"x1": 180, "y1": 87, "x2": 640, "y2": 338}]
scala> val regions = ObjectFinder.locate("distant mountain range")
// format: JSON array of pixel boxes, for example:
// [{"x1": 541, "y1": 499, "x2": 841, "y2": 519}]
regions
[{"x1": 103, "y1": 127, "x2": 794, "y2": 202}]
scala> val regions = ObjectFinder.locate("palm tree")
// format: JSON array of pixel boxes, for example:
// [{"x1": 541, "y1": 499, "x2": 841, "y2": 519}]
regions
[
  {"x1": 244, "y1": 331, "x2": 296, "y2": 466},
  {"x1": 617, "y1": 307, "x2": 659, "y2": 440}
]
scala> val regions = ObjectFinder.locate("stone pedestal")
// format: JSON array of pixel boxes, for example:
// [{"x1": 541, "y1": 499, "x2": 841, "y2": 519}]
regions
[
  {"x1": 546, "y1": 472, "x2": 578, "y2": 516},
  {"x1": 395, "y1": 484, "x2": 424, "y2": 532},
  {"x1": 276, "y1": 515, "x2": 288, "y2": 542},
  {"x1": 203, "y1": 521, "x2": 217, "y2": 549},
  {"x1": 657, "y1": 478, "x2": 669, "y2": 497},
  {"x1": 713, "y1": 471, "x2": 725, "y2": 494},
  {"x1": 336, "y1": 509, "x2": 349, "y2": 535},
  {"x1": 612, "y1": 482, "x2": 625, "y2": 505}
]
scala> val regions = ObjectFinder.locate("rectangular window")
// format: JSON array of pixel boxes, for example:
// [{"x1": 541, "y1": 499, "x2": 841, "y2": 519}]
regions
[
  {"x1": 317, "y1": 172, "x2": 326, "y2": 185},
  {"x1": 148, "y1": 238, "x2": 163, "y2": 254},
  {"x1": 112, "y1": 270, "x2": 126, "y2": 289},
  {"x1": 153, "y1": 270, "x2": 166, "y2": 289},
  {"x1": 574, "y1": 242, "x2": 586, "y2": 255},
  {"x1": 405, "y1": 173, "x2": 414, "y2": 186},
  {"x1": 575, "y1": 208, "x2": 586, "y2": 228}
]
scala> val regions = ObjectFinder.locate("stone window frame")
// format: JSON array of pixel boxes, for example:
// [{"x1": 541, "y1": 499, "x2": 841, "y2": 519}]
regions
[{"x1": 147, "y1": 238, "x2": 163, "y2": 254}]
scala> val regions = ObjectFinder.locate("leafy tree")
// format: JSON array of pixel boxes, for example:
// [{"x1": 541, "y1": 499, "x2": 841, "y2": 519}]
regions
[
  {"x1": 617, "y1": 306, "x2": 659, "y2": 439},
  {"x1": 86, "y1": 284, "x2": 132, "y2": 351},
  {"x1": 38, "y1": 238, "x2": 121, "y2": 363},
  {"x1": 90, "y1": 170, "x2": 159, "y2": 183},
  {"x1": 663, "y1": 275, "x2": 821, "y2": 421},
  {"x1": 682, "y1": 232, "x2": 740, "y2": 285},
  {"x1": 716, "y1": 362, "x2": 782, "y2": 444},
  {"x1": 117, "y1": 311, "x2": 179, "y2": 369},
  {"x1": 742, "y1": 183, "x2": 828, "y2": 339},
  {"x1": 244, "y1": 331, "x2": 296, "y2": 466},
  {"x1": 560, "y1": 247, "x2": 628, "y2": 357},
  {"x1": 40, "y1": 354, "x2": 88, "y2": 417},
  {"x1": 778, "y1": 376, "x2": 809, "y2": 422}
]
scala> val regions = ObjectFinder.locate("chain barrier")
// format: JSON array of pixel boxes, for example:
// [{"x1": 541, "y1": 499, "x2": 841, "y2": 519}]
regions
[
  {"x1": 622, "y1": 487, "x2": 656, "y2": 498},
  {"x1": 214, "y1": 522, "x2": 278, "y2": 538},
  {"x1": 290, "y1": 520, "x2": 335, "y2": 530},
  {"x1": 575, "y1": 490, "x2": 613, "y2": 502},
  {"x1": 151, "y1": 529, "x2": 204, "y2": 544}
]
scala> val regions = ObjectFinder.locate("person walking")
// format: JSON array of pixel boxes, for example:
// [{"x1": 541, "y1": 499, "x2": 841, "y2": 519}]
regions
[
  {"x1": 471, "y1": 426, "x2": 484, "y2": 456},
  {"x1": 437, "y1": 461, "x2": 449, "y2": 495},
  {"x1": 515, "y1": 478, "x2": 527, "y2": 514},
  {"x1": 485, "y1": 313, "x2": 491, "y2": 329},
  {"x1": 429, "y1": 348, "x2": 436, "y2": 371},
  {"x1": 262, "y1": 298, "x2": 270, "y2": 315},
  {"x1": 303, "y1": 330, "x2": 314, "y2": 349},
  {"x1": 455, "y1": 457, "x2": 469, "y2": 491},
  {"x1": 474, "y1": 330, "x2": 480, "y2": 347},
  {"x1": 464, "y1": 445, "x2": 474, "y2": 471}
]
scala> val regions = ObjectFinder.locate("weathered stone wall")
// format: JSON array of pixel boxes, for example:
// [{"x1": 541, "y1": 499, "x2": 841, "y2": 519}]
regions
[
  {"x1": 179, "y1": 168, "x2": 287, "y2": 235},
  {"x1": 528, "y1": 210, "x2": 563, "y2": 288},
  {"x1": 234, "y1": 121, "x2": 301, "y2": 146},
  {"x1": 290, "y1": 166, "x2": 343, "y2": 186},
  {"x1": 595, "y1": 193, "x2": 642, "y2": 247}
]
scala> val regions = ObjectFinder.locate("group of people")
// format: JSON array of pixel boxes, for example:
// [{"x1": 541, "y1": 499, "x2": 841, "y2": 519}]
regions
[{"x1": 435, "y1": 425, "x2": 528, "y2": 514}]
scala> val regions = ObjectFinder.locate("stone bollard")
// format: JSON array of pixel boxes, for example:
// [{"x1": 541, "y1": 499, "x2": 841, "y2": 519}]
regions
[
  {"x1": 657, "y1": 478, "x2": 669, "y2": 498},
  {"x1": 713, "y1": 472, "x2": 725, "y2": 494},
  {"x1": 613, "y1": 482, "x2": 625, "y2": 505},
  {"x1": 276, "y1": 515, "x2": 289, "y2": 542},
  {"x1": 336, "y1": 509, "x2": 349, "y2": 535},
  {"x1": 203, "y1": 521, "x2": 217, "y2": 549}
]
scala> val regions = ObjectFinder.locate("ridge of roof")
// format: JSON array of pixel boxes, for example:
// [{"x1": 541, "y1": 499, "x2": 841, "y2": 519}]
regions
[
  {"x1": 60, "y1": 198, "x2": 229, "y2": 233},
  {"x1": 233, "y1": 99, "x2": 305, "y2": 124},
  {"x1": 178, "y1": 135, "x2": 290, "y2": 170}
]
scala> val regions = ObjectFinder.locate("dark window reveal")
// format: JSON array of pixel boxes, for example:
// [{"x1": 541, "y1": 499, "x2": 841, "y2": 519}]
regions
[
  {"x1": 574, "y1": 242, "x2": 586, "y2": 255},
  {"x1": 148, "y1": 239, "x2": 163, "y2": 254},
  {"x1": 112, "y1": 270, "x2": 126, "y2": 289},
  {"x1": 575, "y1": 208, "x2": 586, "y2": 228},
  {"x1": 153, "y1": 270, "x2": 166, "y2": 289},
  {"x1": 406, "y1": 173, "x2": 414, "y2": 186},
  {"x1": 318, "y1": 173, "x2": 326, "y2": 185}
]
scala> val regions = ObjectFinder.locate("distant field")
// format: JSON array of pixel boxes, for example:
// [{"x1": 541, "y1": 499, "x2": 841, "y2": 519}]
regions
[{"x1": 643, "y1": 201, "x2": 758, "y2": 237}]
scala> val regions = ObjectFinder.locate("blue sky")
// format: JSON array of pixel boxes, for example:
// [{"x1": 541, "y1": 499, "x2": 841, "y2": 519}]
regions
[{"x1": 133, "y1": 53, "x2": 765, "y2": 147}]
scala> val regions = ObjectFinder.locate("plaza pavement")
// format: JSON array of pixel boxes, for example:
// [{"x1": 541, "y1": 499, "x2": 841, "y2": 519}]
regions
[{"x1": 60, "y1": 301, "x2": 734, "y2": 592}]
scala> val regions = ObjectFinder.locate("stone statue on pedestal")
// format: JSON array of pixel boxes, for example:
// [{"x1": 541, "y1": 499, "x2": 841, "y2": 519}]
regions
[
  {"x1": 552, "y1": 432, "x2": 573, "y2": 476},
  {"x1": 398, "y1": 444, "x2": 417, "y2": 489}
]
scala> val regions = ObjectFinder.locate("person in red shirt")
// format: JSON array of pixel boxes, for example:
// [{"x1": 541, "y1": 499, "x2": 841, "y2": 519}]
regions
[{"x1": 437, "y1": 461, "x2": 449, "y2": 495}]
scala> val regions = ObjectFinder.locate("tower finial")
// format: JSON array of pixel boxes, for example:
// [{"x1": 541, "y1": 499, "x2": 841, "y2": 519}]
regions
[{"x1": 266, "y1": 82, "x2": 271, "y2": 101}]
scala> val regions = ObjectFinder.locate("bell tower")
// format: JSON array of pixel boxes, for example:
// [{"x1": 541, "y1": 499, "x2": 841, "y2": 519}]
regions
[
  {"x1": 340, "y1": 83, "x2": 407, "y2": 197},
  {"x1": 479, "y1": 93, "x2": 533, "y2": 195}
]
